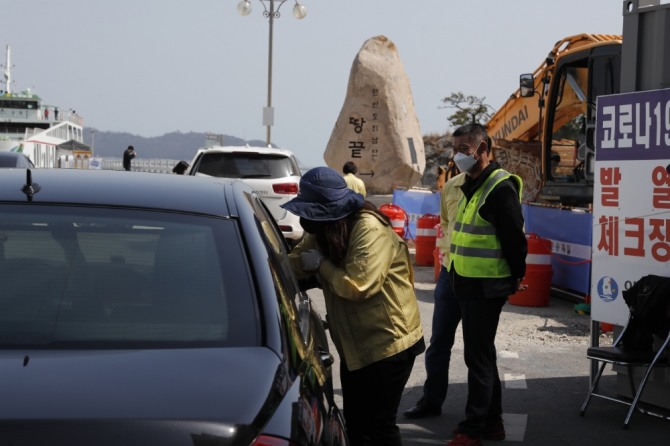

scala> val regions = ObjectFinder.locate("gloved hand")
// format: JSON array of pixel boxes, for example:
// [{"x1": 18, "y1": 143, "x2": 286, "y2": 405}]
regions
[{"x1": 300, "y1": 249, "x2": 325, "y2": 272}]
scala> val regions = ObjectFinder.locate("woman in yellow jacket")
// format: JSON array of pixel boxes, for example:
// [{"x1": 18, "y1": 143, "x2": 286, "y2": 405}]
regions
[{"x1": 282, "y1": 166, "x2": 425, "y2": 446}]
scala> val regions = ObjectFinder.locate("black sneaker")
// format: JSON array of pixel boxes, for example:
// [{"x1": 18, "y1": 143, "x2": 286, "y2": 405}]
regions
[{"x1": 403, "y1": 399, "x2": 442, "y2": 419}]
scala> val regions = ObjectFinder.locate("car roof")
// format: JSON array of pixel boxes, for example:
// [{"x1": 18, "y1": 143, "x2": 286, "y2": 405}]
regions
[
  {"x1": 0, "y1": 168, "x2": 248, "y2": 217},
  {"x1": 195, "y1": 145, "x2": 296, "y2": 158}
]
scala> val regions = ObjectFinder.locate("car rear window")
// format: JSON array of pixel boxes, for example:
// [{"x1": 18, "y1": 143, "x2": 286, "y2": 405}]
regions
[
  {"x1": 0, "y1": 205, "x2": 259, "y2": 348},
  {"x1": 0, "y1": 155, "x2": 34, "y2": 168},
  {"x1": 194, "y1": 152, "x2": 300, "y2": 179},
  {"x1": 0, "y1": 157, "x2": 19, "y2": 167}
]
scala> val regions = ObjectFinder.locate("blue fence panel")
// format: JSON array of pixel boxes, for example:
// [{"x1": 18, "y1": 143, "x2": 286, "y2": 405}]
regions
[
  {"x1": 523, "y1": 203, "x2": 592, "y2": 296},
  {"x1": 392, "y1": 189, "x2": 440, "y2": 239}
]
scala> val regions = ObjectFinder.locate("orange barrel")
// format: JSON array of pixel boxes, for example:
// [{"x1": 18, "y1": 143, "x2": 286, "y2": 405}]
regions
[
  {"x1": 415, "y1": 214, "x2": 440, "y2": 266},
  {"x1": 379, "y1": 204, "x2": 407, "y2": 239},
  {"x1": 434, "y1": 223, "x2": 444, "y2": 282},
  {"x1": 509, "y1": 233, "x2": 553, "y2": 307}
]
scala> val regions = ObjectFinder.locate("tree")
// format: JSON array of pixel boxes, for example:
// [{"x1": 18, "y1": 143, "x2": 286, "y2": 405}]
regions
[{"x1": 440, "y1": 92, "x2": 494, "y2": 128}]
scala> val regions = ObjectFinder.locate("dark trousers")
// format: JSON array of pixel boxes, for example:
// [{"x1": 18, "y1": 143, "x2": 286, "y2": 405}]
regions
[
  {"x1": 341, "y1": 353, "x2": 416, "y2": 446},
  {"x1": 423, "y1": 266, "x2": 461, "y2": 406},
  {"x1": 457, "y1": 295, "x2": 506, "y2": 437}
]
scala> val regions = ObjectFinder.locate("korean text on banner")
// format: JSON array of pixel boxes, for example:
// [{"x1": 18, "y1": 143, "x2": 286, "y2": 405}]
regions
[{"x1": 592, "y1": 87, "x2": 670, "y2": 325}]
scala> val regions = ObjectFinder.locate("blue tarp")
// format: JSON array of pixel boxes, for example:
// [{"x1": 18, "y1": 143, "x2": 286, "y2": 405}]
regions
[
  {"x1": 392, "y1": 189, "x2": 441, "y2": 239},
  {"x1": 523, "y1": 203, "x2": 593, "y2": 296}
]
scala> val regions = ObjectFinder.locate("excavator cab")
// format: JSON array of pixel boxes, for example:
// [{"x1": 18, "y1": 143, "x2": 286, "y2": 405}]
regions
[
  {"x1": 486, "y1": 34, "x2": 622, "y2": 207},
  {"x1": 540, "y1": 44, "x2": 621, "y2": 206}
]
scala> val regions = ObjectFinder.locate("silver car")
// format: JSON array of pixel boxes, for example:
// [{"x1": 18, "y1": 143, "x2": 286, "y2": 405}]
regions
[{"x1": 187, "y1": 146, "x2": 304, "y2": 243}]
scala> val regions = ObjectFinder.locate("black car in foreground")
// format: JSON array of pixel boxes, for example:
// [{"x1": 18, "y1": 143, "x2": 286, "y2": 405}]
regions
[{"x1": 0, "y1": 169, "x2": 347, "y2": 446}]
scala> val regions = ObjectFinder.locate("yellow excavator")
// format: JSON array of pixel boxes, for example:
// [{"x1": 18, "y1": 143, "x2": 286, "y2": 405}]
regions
[
  {"x1": 485, "y1": 0, "x2": 670, "y2": 299},
  {"x1": 486, "y1": 33, "x2": 622, "y2": 206}
]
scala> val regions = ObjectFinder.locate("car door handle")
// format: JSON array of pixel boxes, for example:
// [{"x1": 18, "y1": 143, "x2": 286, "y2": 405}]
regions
[{"x1": 319, "y1": 349, "x2": 334, "y2": 368}]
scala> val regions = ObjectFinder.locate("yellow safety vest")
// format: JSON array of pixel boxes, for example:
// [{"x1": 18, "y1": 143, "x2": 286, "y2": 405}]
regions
[{"x1": 450, "y1": 169, "x2": 522, "y2": 278}]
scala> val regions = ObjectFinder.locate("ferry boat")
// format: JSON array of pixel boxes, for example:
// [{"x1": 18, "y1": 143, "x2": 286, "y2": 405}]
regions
[{"x1": 0, "y1": 44, "x2": 90, "y2": 168}]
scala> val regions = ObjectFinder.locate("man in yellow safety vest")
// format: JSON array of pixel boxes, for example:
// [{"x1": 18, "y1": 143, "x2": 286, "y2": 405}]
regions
[{"x1": 445, "y1": 123, "x2": 528, "y2": 446}]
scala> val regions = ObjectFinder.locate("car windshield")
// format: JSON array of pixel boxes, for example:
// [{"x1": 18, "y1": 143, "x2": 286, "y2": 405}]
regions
[
  {"x1": 0, "y1": 205, "x2": 258, "y2": 348},
  {"x1": 195, "y1": 152, "x2": 300, "y2": 179}
]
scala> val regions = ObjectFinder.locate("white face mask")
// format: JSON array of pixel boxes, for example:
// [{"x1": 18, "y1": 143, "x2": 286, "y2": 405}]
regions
[{"x1": 453, "y1": 151, "x2": 478, "y2": 173}]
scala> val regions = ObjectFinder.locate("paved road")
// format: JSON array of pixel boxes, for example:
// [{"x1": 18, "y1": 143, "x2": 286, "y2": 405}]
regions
[{"x1": 307, "y1": 255, "x2": 670, "y2": 445}]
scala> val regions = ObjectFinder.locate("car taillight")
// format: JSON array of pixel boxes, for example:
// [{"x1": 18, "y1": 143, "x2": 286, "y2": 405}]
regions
[
  {"x1": 251, "y1": 434, "x2": 296, "y2": 446},
  {"x1": 273, "y1": 183, "x2": 299, "y2": 194}
]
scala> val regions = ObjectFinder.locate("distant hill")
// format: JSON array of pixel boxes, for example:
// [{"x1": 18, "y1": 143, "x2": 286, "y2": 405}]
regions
[{"x1": 84, "y1": 129, "x2": 268, "y2": 163}]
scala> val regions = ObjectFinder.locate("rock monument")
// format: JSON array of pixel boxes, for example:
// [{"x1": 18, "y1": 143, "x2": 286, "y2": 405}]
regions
[{"x1": 324, "y1": 35, "x2": 425, "y2": 194}]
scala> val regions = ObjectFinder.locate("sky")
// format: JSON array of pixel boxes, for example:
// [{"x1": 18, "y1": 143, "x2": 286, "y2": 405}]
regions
[{"x1": 3, "y1": 0, "x2": 637, "y2": 167}]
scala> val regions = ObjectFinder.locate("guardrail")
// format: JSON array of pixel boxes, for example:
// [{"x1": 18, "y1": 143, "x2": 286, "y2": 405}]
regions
[{"x1": 100, "y1": 158, "x2": 182, "y2": 174}]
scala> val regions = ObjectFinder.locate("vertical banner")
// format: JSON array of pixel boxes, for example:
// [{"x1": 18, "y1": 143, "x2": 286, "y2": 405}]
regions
[{"x1": 592, "y1": 88, "x2": 670, "y2": 325}]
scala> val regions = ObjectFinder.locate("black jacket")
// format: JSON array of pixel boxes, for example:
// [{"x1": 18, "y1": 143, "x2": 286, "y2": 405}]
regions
[{"x1": 123, "y1": 150, "x2": 136, "y2": 170}]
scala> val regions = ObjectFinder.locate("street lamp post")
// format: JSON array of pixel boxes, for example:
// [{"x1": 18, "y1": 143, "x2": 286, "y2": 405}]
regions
[{"x1": 237, "y1": 0, "x2": 307, "y2": 147}]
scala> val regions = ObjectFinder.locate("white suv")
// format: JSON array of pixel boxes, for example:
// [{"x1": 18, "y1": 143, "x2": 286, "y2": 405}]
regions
[{"x1": 187, "y1": 146, "x2": 304, "y2": 243}]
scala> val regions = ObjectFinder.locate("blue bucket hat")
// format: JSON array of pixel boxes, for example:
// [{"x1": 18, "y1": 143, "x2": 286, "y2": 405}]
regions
[{"x1": 281, "y1": 166, "x2": 365, "y2": 221}]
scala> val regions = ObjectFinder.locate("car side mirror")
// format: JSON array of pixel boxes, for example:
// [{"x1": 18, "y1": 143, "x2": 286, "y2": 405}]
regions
[
  {"x1": 520, "y1": 73, "x2": 534, "y2": 98},
  {"x1": 172, "y1": 160, "x2": 189, "y2": 175}
]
